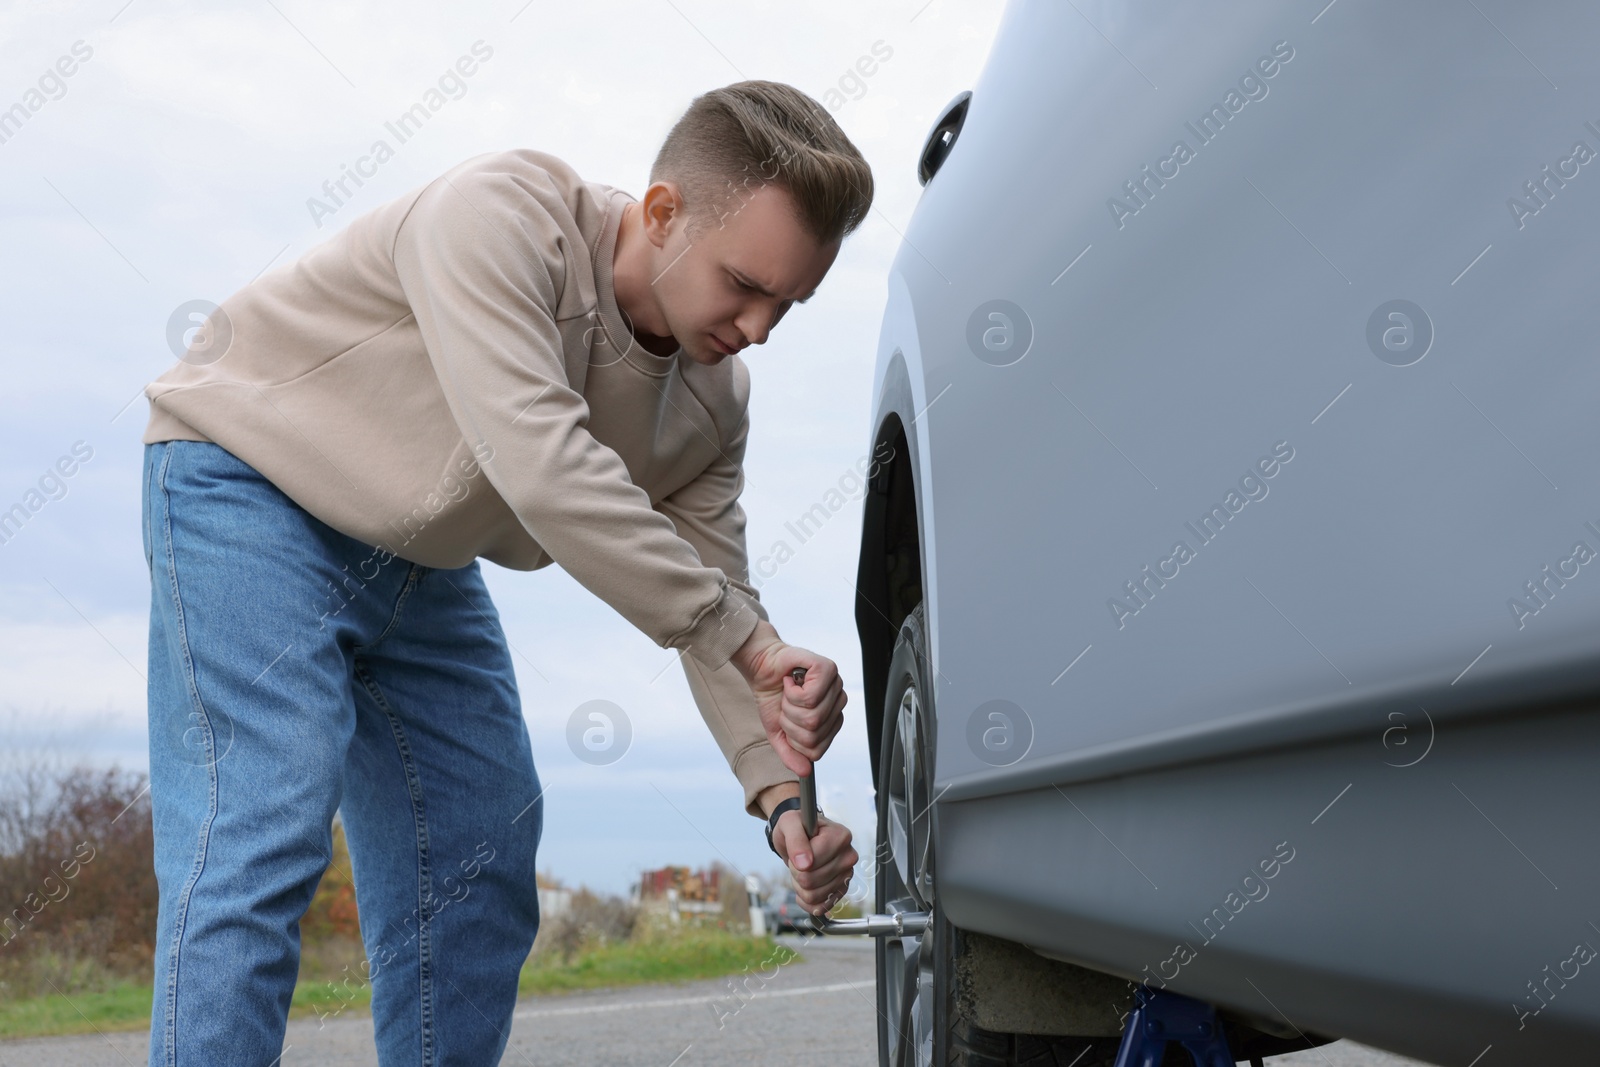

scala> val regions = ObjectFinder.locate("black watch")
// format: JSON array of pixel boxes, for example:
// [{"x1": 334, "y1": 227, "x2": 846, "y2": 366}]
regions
[{"x1": 764, "y1": 796, "x2": 817, "y2": 857}]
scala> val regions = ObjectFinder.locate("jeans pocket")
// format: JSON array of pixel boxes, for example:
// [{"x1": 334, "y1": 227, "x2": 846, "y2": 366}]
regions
[
  {"x1": 141, "y1": 443, "x2": 165, "y2": 573},
  {"x1": 141, "y1": 448, "x2": 152, "y2": 572}
]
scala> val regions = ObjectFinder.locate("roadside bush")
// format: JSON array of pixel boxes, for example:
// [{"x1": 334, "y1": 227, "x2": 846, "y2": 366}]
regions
[
  {"x1": 0, "y1": 761, "x2": 156, "y2": 998},
  {"x1": 0, "y1": 754, "x2": 772, "y2": 1015},
  {"x1": 300, "y1": 818, "x2": 361, "y2": 946},
  {"x1": 293, "y1": 817, "x2": 367, "y2": 1000},
  {"x1": 534, "y1": 887, "x2": 638, "y2": 964},
  {"x1": 714, "y1": 862, "x2": 752, "y2": 933},
  {"x1": 0, "y1": 754, "x2": 379, "y2": 1005}
]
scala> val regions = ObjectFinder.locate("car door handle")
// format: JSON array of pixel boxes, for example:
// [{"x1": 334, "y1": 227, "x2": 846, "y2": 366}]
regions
[{"x1": 918, "y1": 90, "x2": 972, "y2": 186}]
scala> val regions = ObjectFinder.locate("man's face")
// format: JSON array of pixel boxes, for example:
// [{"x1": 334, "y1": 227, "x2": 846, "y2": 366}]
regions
[{"x1": 647, "y1": 181, "x2": 841, "y2": 366}]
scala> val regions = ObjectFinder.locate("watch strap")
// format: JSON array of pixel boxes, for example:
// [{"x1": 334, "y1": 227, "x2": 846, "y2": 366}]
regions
[{"x1": 764, "y1": 796, "x2": 804, "y2": 857}]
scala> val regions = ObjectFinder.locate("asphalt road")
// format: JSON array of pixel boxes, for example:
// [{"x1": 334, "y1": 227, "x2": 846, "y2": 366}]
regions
[{"x1": 0, "y1": 937, "x2": 1436, "y2": 1066}]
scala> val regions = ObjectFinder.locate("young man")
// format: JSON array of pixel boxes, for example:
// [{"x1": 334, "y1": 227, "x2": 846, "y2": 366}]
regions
[{"x1": 139, "y1": 80, "x2": 870, "y2": 1065}]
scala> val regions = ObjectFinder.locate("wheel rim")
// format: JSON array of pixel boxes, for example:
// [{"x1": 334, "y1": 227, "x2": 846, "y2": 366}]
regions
[{"x1": 879, "y1": 680, "x2": 935, "y2": 1067}]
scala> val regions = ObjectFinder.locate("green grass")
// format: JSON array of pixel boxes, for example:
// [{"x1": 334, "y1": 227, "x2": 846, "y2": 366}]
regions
[
  {"x1": 0, "y1": 929, "x2": 800, "y2": 1040},
  {"x1": 291, "y1": 969, "x2": 376, "y2": 1026},
  {"x1": 0, "y1": 980, "x2": 153, "y2": 1039},
  {"x1": 517, "y1": 929, "x2": 801, "y2": 996}
]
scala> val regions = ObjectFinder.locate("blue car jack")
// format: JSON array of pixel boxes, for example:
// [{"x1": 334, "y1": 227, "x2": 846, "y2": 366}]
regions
[{"x1": 1113, "y1": 985, "x2": 1241, "y2": 1067}]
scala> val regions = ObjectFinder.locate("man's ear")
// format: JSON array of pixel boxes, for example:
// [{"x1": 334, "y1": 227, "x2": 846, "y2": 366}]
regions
[{"x1": 640, "y1": 180, "x2": 689, "y2": 250}]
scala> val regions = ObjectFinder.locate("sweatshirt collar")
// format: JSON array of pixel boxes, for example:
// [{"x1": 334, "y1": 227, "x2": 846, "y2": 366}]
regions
[{"x1": 593, "y1": 189, "x2": 682, "y2": 378}]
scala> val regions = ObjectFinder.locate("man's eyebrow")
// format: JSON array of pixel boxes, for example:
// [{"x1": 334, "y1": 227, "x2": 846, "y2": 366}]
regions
[{"x1": 732, "y1": 268, "x2": 815, "y2": 304}]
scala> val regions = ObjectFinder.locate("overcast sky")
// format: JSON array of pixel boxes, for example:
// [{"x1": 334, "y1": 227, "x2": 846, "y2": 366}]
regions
[{"x1": 0, "y1": 0, "x2": 1004, "y2": 894}]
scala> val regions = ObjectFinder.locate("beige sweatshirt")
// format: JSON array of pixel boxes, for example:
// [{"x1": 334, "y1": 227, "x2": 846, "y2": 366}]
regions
[{"x1": 143, "y1": 148, "x2": 793, "y2": 815}]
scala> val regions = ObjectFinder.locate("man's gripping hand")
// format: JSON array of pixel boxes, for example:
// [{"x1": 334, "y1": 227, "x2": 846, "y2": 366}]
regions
[
  {"x1": 732, "y1": 619, "x2": 848, "y2": 776},
  {"x1": 766, "y1": 799, "x2": 859, "y2": 916}
]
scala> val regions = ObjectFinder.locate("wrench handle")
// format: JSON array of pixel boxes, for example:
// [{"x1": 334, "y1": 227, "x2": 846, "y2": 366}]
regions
[
  {"x1": 798, "y1": 772, "x2": 818, "y2": 839},
  {"x1": 789, "y1": 666, "x2": 818, "y2": 838}
]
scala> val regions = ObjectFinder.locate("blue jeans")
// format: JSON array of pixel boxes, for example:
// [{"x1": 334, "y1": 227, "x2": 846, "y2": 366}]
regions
[{"x1": 142, "y1": 441, "x2": 544, "y2": 1067}]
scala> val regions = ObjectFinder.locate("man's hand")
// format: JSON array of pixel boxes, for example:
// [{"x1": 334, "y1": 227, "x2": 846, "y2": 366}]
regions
[
  {"x1": 768, "y1": 803, "x2": 858, "y2": 916},
  {"x1": 732, "y1": 619, "x2": 848, "y2": 776}
]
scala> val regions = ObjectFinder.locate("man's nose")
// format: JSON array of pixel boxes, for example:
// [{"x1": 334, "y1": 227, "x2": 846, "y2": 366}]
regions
[{"x1": 735, "y1": 308, "x2": 771, "y2": 347}]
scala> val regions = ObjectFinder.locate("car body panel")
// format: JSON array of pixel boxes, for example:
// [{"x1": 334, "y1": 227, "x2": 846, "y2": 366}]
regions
[{"x1": 864, "y1": 0, "x2": 1600, "y2": 1059}]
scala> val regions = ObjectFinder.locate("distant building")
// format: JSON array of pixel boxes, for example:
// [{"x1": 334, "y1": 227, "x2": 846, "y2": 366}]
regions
[{"x1": 639, "y1": 865, "x2": 721, "y2": 902}]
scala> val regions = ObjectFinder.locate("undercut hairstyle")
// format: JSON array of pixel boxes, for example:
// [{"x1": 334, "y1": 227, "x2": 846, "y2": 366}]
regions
[{"x1": 650, "y1": 80, "x2": 874, "y2": 245}]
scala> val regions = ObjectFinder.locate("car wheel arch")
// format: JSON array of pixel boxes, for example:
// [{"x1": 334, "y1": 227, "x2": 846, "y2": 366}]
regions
[{"x1": 856, "y1": 347, "x2": 929, "y2": 793}]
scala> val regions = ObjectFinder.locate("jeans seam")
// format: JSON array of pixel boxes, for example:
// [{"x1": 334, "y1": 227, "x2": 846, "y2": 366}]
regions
[
  {"x1": 154, "y1": 443, "x2": 225, "y2": 1067},
  {"x1": 356, "y1": 564, "x2": 426, "y2": 654},
  {"x1": 353, "y1": 664, "x2": 436, "y2": 1067},
  {"x1": 141, "y1": 446, "x2": 154, "y2": 574}
]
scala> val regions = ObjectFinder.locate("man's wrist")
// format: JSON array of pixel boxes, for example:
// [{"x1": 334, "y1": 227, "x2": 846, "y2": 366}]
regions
[
  {"x1": 732, "y1": 619, "x2": 782, "y2": 682},
  {"x1": 756, "y1": 780, "x2": 800, "y2": 819}
]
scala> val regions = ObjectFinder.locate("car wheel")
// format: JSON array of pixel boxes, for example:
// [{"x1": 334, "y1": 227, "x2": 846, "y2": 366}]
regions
[
  {"x1": 875, "y1": 602, "x2": 947, "y2": 1067},
  {"x1": 874, "y1": 604, "x2": 1127, "y2": 1067}
]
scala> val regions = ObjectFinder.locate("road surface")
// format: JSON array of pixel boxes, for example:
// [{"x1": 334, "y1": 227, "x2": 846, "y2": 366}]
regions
[{"x1": 0, "y1": 937, "x2": 1435, "y2": 1066}]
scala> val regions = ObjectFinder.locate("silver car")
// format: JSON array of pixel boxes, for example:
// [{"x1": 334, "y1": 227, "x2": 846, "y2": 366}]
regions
[
  {"x1": 764, "y1": 886, "x2": 805, "y2": 935},
  {"x1": 853, "y1": 2, "x2": 1600, "y2": 1064}
]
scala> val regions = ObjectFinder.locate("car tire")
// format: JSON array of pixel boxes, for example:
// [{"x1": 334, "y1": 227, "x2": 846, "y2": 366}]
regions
[
  {"x1": 874, "y1": 602, "x2": 946, "y2": 1067},
  {"x1": 874, "y1": 604, "x2": 1130, "y2": 1067}
]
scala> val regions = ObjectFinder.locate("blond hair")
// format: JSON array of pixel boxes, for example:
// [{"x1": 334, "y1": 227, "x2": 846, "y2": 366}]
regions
[{"x1": 650, "y1": 80, "x2": 873, "y2": 244}]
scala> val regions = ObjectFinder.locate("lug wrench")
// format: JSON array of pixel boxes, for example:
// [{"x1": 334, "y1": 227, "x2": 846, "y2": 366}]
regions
[{"x1": 786, "y1": 667, "x2": 930, "y2": 938}]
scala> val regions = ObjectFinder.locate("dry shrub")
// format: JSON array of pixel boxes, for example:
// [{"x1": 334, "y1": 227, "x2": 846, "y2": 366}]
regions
[
  {"x1": 0, "y1": 761, "x2": 156, "y2": 997},
  {"x1": 291, "y1": 817, "x2": 368, "y2": 992},
  {"x1": 0, "y1": 758, "x2": 606, "y2": 1001},
  {"x1": 533, "y1": 887, "x2": 638, "y2": 964},
  {"x1": 714, "y1": 862, "x2": 752, "y2": 933}
]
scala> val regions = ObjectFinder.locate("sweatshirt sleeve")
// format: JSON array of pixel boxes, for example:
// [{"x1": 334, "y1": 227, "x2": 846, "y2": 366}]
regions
[
  {"x1": 391, "y1": 168, "x2": 760, "y2": 671},
  {"x1": 653, "y1": 399, "x2": 796, "y2": 816}
]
